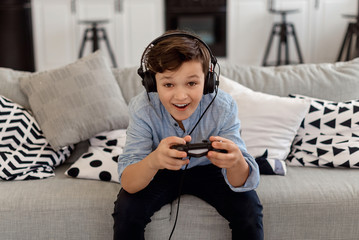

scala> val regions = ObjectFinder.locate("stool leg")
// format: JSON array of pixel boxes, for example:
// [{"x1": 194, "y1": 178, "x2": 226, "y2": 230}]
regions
[
  {"x1": 337, "y1": 23, "x2": 351, "y2": 61},
  {"x1": 354, "y1": 23, "x2": 359, "y2": 58},
  {"x1": 345, "y1": 24, "x2": 354, "y2": 61},
  {"x1": 283, "y1": 23, "x2": 290, "y2": 65},
  {"x1": 262, "y1": 24, "x2": 278, "y2": 66},
  {"x1": 91, "y1": 23, "x2": 99, "y2": 52},
  {"x1": 100, "y1": 28, "x2": 118, "y2": 67},
  {"x1": 290, "y1": 23, "x2": 304, "y2": 64},
  {"x1": 79, "y1": 28, "x2": 91, "y2": 58},
  {"x1": 277, "y1": 23, "x2": 286, "y2": 66}
]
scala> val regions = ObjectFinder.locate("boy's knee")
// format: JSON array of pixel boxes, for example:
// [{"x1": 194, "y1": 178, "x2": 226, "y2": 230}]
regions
[
  {"x1": 113, "y1": 189, "x2": 152, "y2": 239},
  {"x1": 242, "y1": 190, "x2": 263, "y2": 221},
  {"x1": 113, "y1": 189, "x2": 149, "y2": 220},
  {"x1": 229, "y1": 191, "x2": 263, "y2": 239}
]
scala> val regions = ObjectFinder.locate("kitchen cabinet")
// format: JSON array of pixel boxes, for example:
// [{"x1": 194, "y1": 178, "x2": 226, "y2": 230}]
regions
[
  {"x1": 32, "y1": 0, "x2": 164, "y2": 71},
  {"x1": 227, "y1": 0, "x2": 357, "y2": 65}
]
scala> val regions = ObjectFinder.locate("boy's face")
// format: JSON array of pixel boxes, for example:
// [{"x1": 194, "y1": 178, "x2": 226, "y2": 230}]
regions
[{"x1": 156, "y1": 60, "x2": 205, "y2": 123}]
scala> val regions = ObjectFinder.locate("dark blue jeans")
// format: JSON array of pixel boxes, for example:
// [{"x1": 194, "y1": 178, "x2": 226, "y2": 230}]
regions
[{"x1": 112, "y1": 164, "x2": 263, "y2": 240}]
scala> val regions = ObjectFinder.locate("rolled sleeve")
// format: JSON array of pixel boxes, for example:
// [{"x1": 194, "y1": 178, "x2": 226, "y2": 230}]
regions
[{"x1": 221, "y1": 153, "x2": 260, "y2": 192}]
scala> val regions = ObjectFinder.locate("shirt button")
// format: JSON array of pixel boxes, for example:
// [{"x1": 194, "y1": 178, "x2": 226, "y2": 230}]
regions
[{"x1": 174, "y1": 123, "x2": 178, "y2": 127}]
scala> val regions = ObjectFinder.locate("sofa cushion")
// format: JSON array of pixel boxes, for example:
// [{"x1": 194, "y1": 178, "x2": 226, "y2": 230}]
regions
[
  {"x1": 19, "y1": 51, "x2": 129, "y2": 151},
  {"x1": 256, "y1": 166, "x2": 359, "y2": 240},
  {"x1": 220, "y1": 58, "x2": 359, "y2": 102},
  {"x1": 219, "y1": 76, "x2": 310, "y2": 175},
  {"x1": 0, "y1": 162, "x2": 121, "y2": 239},
  {"x1": 146, "y1": 165, "x2": 359, "y2": 239},
  {"x1": 0, "y1": 96, "x2": 72, "y2": 180},
  {"x1": 288, "y1": 94, "x2": 359, "y2": 168},
  {"x1": 0, "y1": 67, "x2": 31, "y2": 109},
  {"x1": 65, "y1": 129, "x2": 126, "y2": 183}
]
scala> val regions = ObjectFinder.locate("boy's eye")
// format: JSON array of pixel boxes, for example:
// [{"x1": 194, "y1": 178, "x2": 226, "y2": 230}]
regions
[
  {"x1": 164, "y1": 83, "x2": 173, "y2": 88},
  {"x1": 188, "y1": 82, "x2": 197, "y2": 87}
]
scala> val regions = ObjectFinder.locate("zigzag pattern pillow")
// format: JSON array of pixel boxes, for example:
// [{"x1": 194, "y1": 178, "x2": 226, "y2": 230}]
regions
[
  {"x1": 0, "y1": 96, "x2": 73, "y2": 180},
  {"x1": 65, "y1": 129, "x2": 126, "y2": 183},
  {"x1": 288, "y1": 94, "x2": 359, "y2": 168}
]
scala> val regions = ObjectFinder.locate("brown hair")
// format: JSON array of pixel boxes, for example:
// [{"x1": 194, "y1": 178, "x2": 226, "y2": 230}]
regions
[{"x1": 144, "y1": 30, "x2": 211, "y2": 77}]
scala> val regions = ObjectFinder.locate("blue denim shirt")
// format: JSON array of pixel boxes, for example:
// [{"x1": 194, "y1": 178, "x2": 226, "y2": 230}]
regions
[{"x1": 118, "y1": 89, "x2": 260, "y2": 192}]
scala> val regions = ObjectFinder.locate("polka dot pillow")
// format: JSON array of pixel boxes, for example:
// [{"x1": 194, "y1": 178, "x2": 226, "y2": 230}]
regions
[{"x1": 65, "y1": 129, "x2": 126, "y2": 183}]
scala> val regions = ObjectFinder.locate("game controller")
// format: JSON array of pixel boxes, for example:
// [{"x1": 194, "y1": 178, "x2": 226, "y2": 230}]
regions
[{"x1": 170, "y1": 140, "x2": 227, "y2": 158}]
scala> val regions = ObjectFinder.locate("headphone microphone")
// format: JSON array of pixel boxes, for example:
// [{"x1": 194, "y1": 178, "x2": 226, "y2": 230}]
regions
[{"x1": 137, "y1": 32, "x2": 219, "y2": 95}]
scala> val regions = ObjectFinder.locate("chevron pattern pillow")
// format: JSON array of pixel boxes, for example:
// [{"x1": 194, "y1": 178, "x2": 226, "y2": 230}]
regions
[
  {"x1": 0, "y1": 96, "x2": 73, "y2": 180},
  {"x1": 288, "y1": 94, "x2": 359, "y2": 168}
]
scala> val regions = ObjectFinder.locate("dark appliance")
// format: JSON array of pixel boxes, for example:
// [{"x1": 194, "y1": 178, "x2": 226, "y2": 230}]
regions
[
  {"x1": 0, "y1": 0, "x2": 35, "y2": 72},
  {"x1": 165, "y1": 0, "x2": 227, "y2": 57}
]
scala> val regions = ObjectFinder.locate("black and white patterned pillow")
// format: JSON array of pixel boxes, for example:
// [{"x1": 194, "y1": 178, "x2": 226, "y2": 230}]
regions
[
  {"x1": 65, "y1": 129, "x2": 126, "y2": 183},
  {"x1": 288, "y1": 94, "x2": 359, "y2": 168},
  {"x1": 0, "y1": 96, "x2": 73, "y2": 180}
]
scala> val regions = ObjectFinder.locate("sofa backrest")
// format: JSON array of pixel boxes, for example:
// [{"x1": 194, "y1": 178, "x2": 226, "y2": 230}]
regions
[
  {"x1": 2, "y1": 59, "x2": 359, "y2": 110},
  {"x1": 220, "y1": 58, "x2": 359, "y2": 102}
]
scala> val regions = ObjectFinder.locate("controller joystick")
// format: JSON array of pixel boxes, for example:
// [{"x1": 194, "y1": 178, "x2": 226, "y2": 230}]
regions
[{"x1": 170, "y1": 140, "x2": 227, "y2": 158}]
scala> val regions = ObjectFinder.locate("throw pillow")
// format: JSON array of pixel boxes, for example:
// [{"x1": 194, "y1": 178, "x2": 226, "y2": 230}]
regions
[
  {"x1": 219, "y1": 76, "x2": 310, "y2": 175},
  {"x1": 288, "y1": 94, "x2": 359, "y2": 168},
  {"x1": 0, "y1": 96, "x2": 73, "y2": 180},
  {"x1": 19, "y1": 50, "x2": 129, "y2": 151},
  {"x1": 65, "y1": 129, "x2": 126, "y2": 183}
]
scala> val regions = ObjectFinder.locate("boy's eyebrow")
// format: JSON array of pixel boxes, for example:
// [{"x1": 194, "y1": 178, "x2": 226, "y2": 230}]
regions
[
  {"x1": 158, "y1": 75, "x2": 173, "y2": 81},
  {"x1": 187, "y1": 74, "x2": 201, "y2": 79},
  {"x1": 158, "y1": 73, "x2": 201, "y2": 81}
]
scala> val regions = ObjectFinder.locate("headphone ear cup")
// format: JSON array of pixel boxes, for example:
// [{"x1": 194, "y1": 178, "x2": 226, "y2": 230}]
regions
[
  {"x1": 142, "y1": 71, "x2": 157, "y2": 93},
  {"x1": 137, "y1": 67, "x2": 145, "y2": 79},
  {"x1": 203, "y1": 71, "x2": 216, "y2": 94}
]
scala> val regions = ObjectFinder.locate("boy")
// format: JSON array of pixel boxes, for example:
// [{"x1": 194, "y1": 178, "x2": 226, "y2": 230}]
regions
[{"x1": 113, "y1": 30, "x2": 263, "y2": 239}]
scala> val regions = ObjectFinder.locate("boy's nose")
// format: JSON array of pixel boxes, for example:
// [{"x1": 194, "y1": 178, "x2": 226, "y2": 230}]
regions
[{"x1": 174, "y1": 88, "x2": 188, "y2": 100}]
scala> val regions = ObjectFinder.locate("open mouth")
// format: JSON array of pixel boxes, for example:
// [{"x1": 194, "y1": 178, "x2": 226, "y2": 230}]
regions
[{"x1": 173, "y1": 103, "x2": 189, "y2": 109}]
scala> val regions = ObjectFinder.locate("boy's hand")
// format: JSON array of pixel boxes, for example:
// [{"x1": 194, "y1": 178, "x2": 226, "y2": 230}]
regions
[
  {"x1": 207, "y1": 136, "x2": 245, "y2": 170},
  {"x1": 207, "y1": 136, "x2": 250, "y2": 187},
  {"x1": 149, "y1": 135, "x2": 191, "y2": 171}
]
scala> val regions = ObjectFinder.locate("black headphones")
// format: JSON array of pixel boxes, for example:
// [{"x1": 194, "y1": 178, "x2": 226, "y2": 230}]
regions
[{"x1": 137, "y1": 32, "x2": 219, "y2": 95}]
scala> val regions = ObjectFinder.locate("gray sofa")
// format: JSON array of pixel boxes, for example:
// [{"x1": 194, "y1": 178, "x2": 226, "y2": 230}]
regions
[{"x1": 1, "y1": 57, "x2": 359, "y2": 240}]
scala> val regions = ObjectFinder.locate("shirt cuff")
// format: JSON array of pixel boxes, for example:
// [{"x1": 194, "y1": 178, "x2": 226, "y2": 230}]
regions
[{"x1": 221, "y1": 159, "x2": 260, "y2": 192}]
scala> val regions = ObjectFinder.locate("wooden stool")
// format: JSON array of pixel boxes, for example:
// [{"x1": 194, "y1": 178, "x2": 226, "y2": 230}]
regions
[
  {"x1": 78, "y1": 19, "x2": 117, "y2": 67},
  {"x1": 262, "y1": 9, "x2": 304, "y2": 66}
]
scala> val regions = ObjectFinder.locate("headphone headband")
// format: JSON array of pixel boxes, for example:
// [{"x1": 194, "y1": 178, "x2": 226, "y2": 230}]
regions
[{"x1": 140, "y1": 32, "x2": 217, "y2": 66}]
